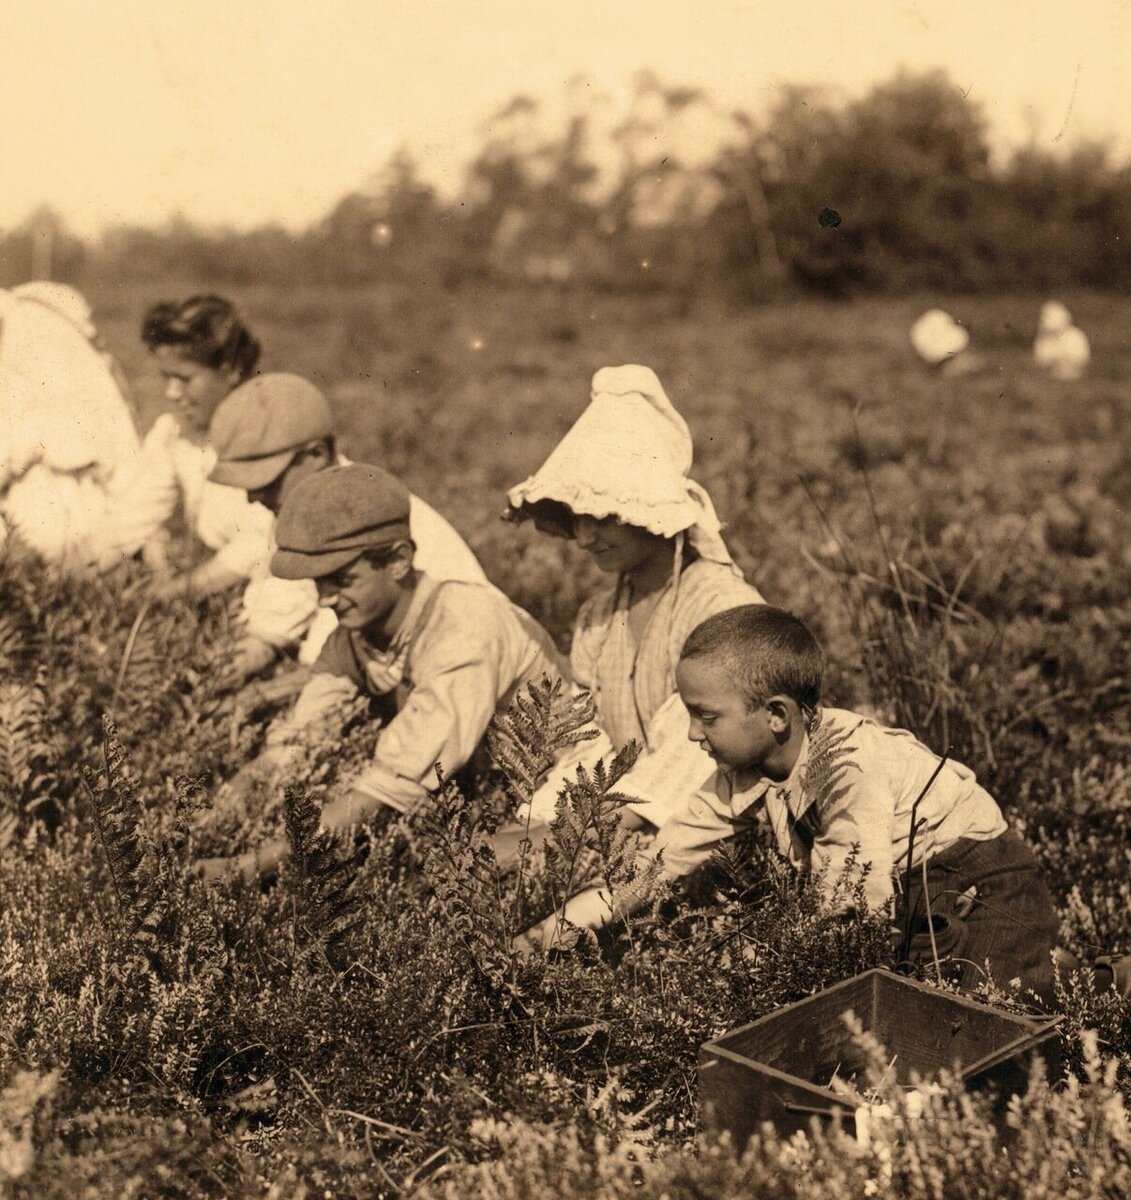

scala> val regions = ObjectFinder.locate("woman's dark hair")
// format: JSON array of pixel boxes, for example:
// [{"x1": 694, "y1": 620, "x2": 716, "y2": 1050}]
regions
[{"x1": 140, "y1": 294, "x2": 260, "y2": 381}]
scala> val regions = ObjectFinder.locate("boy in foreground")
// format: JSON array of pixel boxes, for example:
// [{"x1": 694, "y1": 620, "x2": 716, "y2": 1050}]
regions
[
  {"x1": 535, "y1": 605, "x2": 1068, "y2": 1003},
  {"x1": 198, "y1": 462, "x2": 564, "y2": 879}
]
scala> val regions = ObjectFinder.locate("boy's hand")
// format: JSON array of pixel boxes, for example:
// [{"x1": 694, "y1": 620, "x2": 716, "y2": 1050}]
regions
[
  {"x1": 196, "y1": 839, "x2": 284, "y2": 883},
  {"x1": 511, "y1": 917, "x2": 577, "y2": 957},
  {"x1": 141, "y1": 535, "x2": 172, "y2": 577},
  {"x1": 489, "y1": 820, "x2": 548, "y2": 872}
]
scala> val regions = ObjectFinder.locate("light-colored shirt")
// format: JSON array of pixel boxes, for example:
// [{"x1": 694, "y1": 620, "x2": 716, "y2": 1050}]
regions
[
  {"x1": 267, "y1": 574, "x2": 566, "y2": 815},
  {"x1": 528, "y1": 557, "x2": 763, "y2": 826},
  {"x1": 165, "y1": 432, "x2": 276, "y2": 578},
  {"x1": 1, "y1": 350, "x2": 175, "y2": 570},
  {"x1": 647, "y1": 707, "x2": 1007, "y2": 914}
]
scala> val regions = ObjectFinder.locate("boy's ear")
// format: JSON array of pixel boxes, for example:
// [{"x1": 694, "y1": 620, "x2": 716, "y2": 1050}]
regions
[
  {"x1": 764, "y1": 696, "x2": 792, "y2": 734},
  {"x1": 297, "y1": 439, "x2": 334, "y2": 466},
  {"x1": 386, "y1": 540, "x2": 415, "y2": 581}
]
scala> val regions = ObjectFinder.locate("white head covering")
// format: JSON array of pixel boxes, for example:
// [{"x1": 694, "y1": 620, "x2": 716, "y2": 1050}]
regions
[
  {"x1": 909, "y1": 309, "x2": 969, "y2": 365},
  {"x1": 0, "y1": 286, "x2": 138, "y2": 483},
  {"x1": 1038, "y1": 300, "x2": 1073, "y2": 335},
  {"x1": 11, "y1": 281, "x2": 97, "y2": 342},
  {"x1": 1034, "y1": 301, "x2": 1089, "y2": 379},
  {"x1": 507, "y1": 364, "x2": 736, "y2": 568}
]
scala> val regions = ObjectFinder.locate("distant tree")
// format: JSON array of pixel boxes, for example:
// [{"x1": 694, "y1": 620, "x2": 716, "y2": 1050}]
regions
[
  {"x1": 322, "y1": 149, "x2": 440, "y2": 248},
  {"x1": 0, "y1": 207, "x2": 86, "y2": 288},
  {"x1": 715, "y1": 72, "x2": 1000, "y2": 295},
  {"x1": 315, "y1": 149, "x2": 453, "y2": 280},
  {"x1": 464, "y1": 90, "x2": 603, "y2": 281},
  {"x1": 996, "y1": 141, "x2": 1131, "y2": 289},
  {"x1": 786, "y1": 71, "x2": 995, "y2": 292}
]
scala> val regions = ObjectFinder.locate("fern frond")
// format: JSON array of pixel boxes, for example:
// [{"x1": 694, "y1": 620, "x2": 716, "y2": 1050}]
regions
[
  {"x1": 486, "y1": 676, "x2": 598, "y2": 813},
  {"x1": 0, "y1": 677, "x2": 46, "y2": 798},
  {"x1": 283, "y1": 788, "x2": 365, "y2": 962},
  {"x1": 799, "y1": 717, "x2": 862, "y2": 817},
  {"x1": 82, "y1": 714, "x2": 148, "y2": 919},
  {"x1": 421, "y1": 774, "x2": 516, "y2": 990}
]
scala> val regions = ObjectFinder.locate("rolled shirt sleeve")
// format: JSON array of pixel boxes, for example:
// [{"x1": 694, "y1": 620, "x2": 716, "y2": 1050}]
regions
[
  {"x1": 212, "y1": 515, "x2": 275, "y2": 579},
  {"x1": 243, "y1": 575, "x2": 321, "y2": 649}
]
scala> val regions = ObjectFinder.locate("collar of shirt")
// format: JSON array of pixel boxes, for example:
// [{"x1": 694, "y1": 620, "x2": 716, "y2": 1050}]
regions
[
  {"x1": 727, "y1": 728, "x2": 812, "y2": 803},
  {"x1": 355, "y1": 574, "x2": 440, "y2": 693},
  {"x1": 721, "y1": 714, "x2": 822, "y2": 824}
]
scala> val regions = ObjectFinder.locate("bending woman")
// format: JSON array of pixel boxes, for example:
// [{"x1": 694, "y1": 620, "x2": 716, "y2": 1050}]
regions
[
  {"x1": 1, "y1": 283, "x2": 175, "y2": 569},
  {"x1": 505, "y1": 364, "x2": 764, "y2": 832}
]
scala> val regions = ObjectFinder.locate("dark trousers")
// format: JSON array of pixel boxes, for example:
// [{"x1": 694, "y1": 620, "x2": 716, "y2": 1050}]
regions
[{"x1": 898, "y1": 831, "x2": 1059, "y2": 1007}]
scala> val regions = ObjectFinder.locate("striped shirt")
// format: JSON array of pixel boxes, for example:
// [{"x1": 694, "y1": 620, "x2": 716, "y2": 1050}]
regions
[
  {"x1": 571, "y1": 557, "x2": 764, "y2": 750},
  {"x1": 528, "y1": 557, "x2": 763, "y2": 827}
]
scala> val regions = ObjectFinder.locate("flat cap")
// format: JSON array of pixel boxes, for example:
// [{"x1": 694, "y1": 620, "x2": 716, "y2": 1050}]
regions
[
  {"x1": 208, "y1": 373, "x2": 333, "y2": 490},
  {"x1": 271, "y1": 463, "x2": 412, "y2": 579}
]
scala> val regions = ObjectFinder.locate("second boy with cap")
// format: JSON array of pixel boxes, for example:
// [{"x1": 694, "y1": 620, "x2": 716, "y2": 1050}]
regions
[
  {"x1": 199, "y1": 462, "x2": 565, "y2": 878},
  {"x1": 207, "y1": 373, "x2": 487, "y2": 683}
]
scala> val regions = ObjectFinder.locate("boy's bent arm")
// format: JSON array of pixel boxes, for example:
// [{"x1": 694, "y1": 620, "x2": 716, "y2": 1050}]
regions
[
  {"x1": 346, "y1": 595, "x2": 512, "y2": 815},
  {"x1": 539, "y1": 886, "x2": 615, "y2": 949},
  {"x1": 811, "y1": 778, "x2": 897, "y2": 914},
  {"x1": 531, "y1": 785, "x2": 734, "y2": 947},
  {"x1": 266, "y1": 670, "x2": 360, "y2": 746},
  {"x1": 156, "y1": 553, "x2": 245, "y2": 599}
]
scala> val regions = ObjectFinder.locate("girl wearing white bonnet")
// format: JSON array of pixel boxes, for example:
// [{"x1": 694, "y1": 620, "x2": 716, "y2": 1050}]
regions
[{"x1": 506, "y1": 364, "x2": 764, "y2": 831}]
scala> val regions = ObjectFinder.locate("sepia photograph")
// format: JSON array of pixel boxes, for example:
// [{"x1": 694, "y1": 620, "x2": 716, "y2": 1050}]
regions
[{"x1": 1, "y1": 2, "x2": 1129, "y2": 1195}]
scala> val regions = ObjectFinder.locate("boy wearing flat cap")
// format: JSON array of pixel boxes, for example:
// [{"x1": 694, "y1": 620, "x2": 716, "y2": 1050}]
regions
[
  {"x1": 207, "y1": 373, "x2": 487, "y2": 683},
  {"x1": 201, "y1": 463, "x2": 565, "y2": 878}
]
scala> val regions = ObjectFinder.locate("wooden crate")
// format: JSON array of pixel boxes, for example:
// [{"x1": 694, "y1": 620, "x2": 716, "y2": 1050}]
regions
[{"x1": 699, "y1": 968, "x2": 1060, "y2": 1146}]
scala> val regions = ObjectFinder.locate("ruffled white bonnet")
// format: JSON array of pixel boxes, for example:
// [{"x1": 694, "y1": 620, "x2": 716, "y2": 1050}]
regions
[{"x1": 506, "y1": 364, "x2": 737, "y2": 568}]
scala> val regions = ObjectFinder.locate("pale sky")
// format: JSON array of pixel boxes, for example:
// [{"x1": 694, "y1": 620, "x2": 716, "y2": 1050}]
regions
[{"x1": 2, "y1": 0, "x2": 1127, "y2": 237}]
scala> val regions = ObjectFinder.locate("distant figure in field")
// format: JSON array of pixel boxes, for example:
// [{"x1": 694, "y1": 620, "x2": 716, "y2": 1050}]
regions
[
  {"x1": 1033, "y1": 301, "x2": 1089, "y2": 381},
  {"x1": 909, "y1": 308, "x2": 980, "y2": 377},
  {"x1": 0, "y1": 283, "x2": 175, "y2": 569}
]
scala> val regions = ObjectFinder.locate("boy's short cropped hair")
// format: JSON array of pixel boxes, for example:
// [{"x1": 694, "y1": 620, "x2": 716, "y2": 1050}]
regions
[{"x1": 680, "y1": 604, "x2": 824, "y2": 713}]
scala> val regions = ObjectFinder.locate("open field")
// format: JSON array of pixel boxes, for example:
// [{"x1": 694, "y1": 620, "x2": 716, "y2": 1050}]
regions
[{"x1": 1, "y1": 280, "x2": 1129, "y2": 1196}]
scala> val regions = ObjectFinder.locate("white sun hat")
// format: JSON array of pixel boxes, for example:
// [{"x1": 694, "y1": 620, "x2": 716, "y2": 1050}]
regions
[
  {"x1": 1034, "y1": 300, "x2": 1089, "y2": 380},
  {"x1": 506, "y1": 363, "x2": 737, "y2": 567},
  {"x1": 11, "y1": 281, "x2": 97, "y2": 342},
  {"x1": 1038, "y1": 300, "x2": 1073, "y2": 334},
  {"x1": 909, "y1": 308, "x2": 969, "y2": 366}
]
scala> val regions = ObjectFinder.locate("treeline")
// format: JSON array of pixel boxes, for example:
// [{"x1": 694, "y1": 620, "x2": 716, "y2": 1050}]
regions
[{"x1": 3, "y1": 69, "x2": 1129, "y2": 297}]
